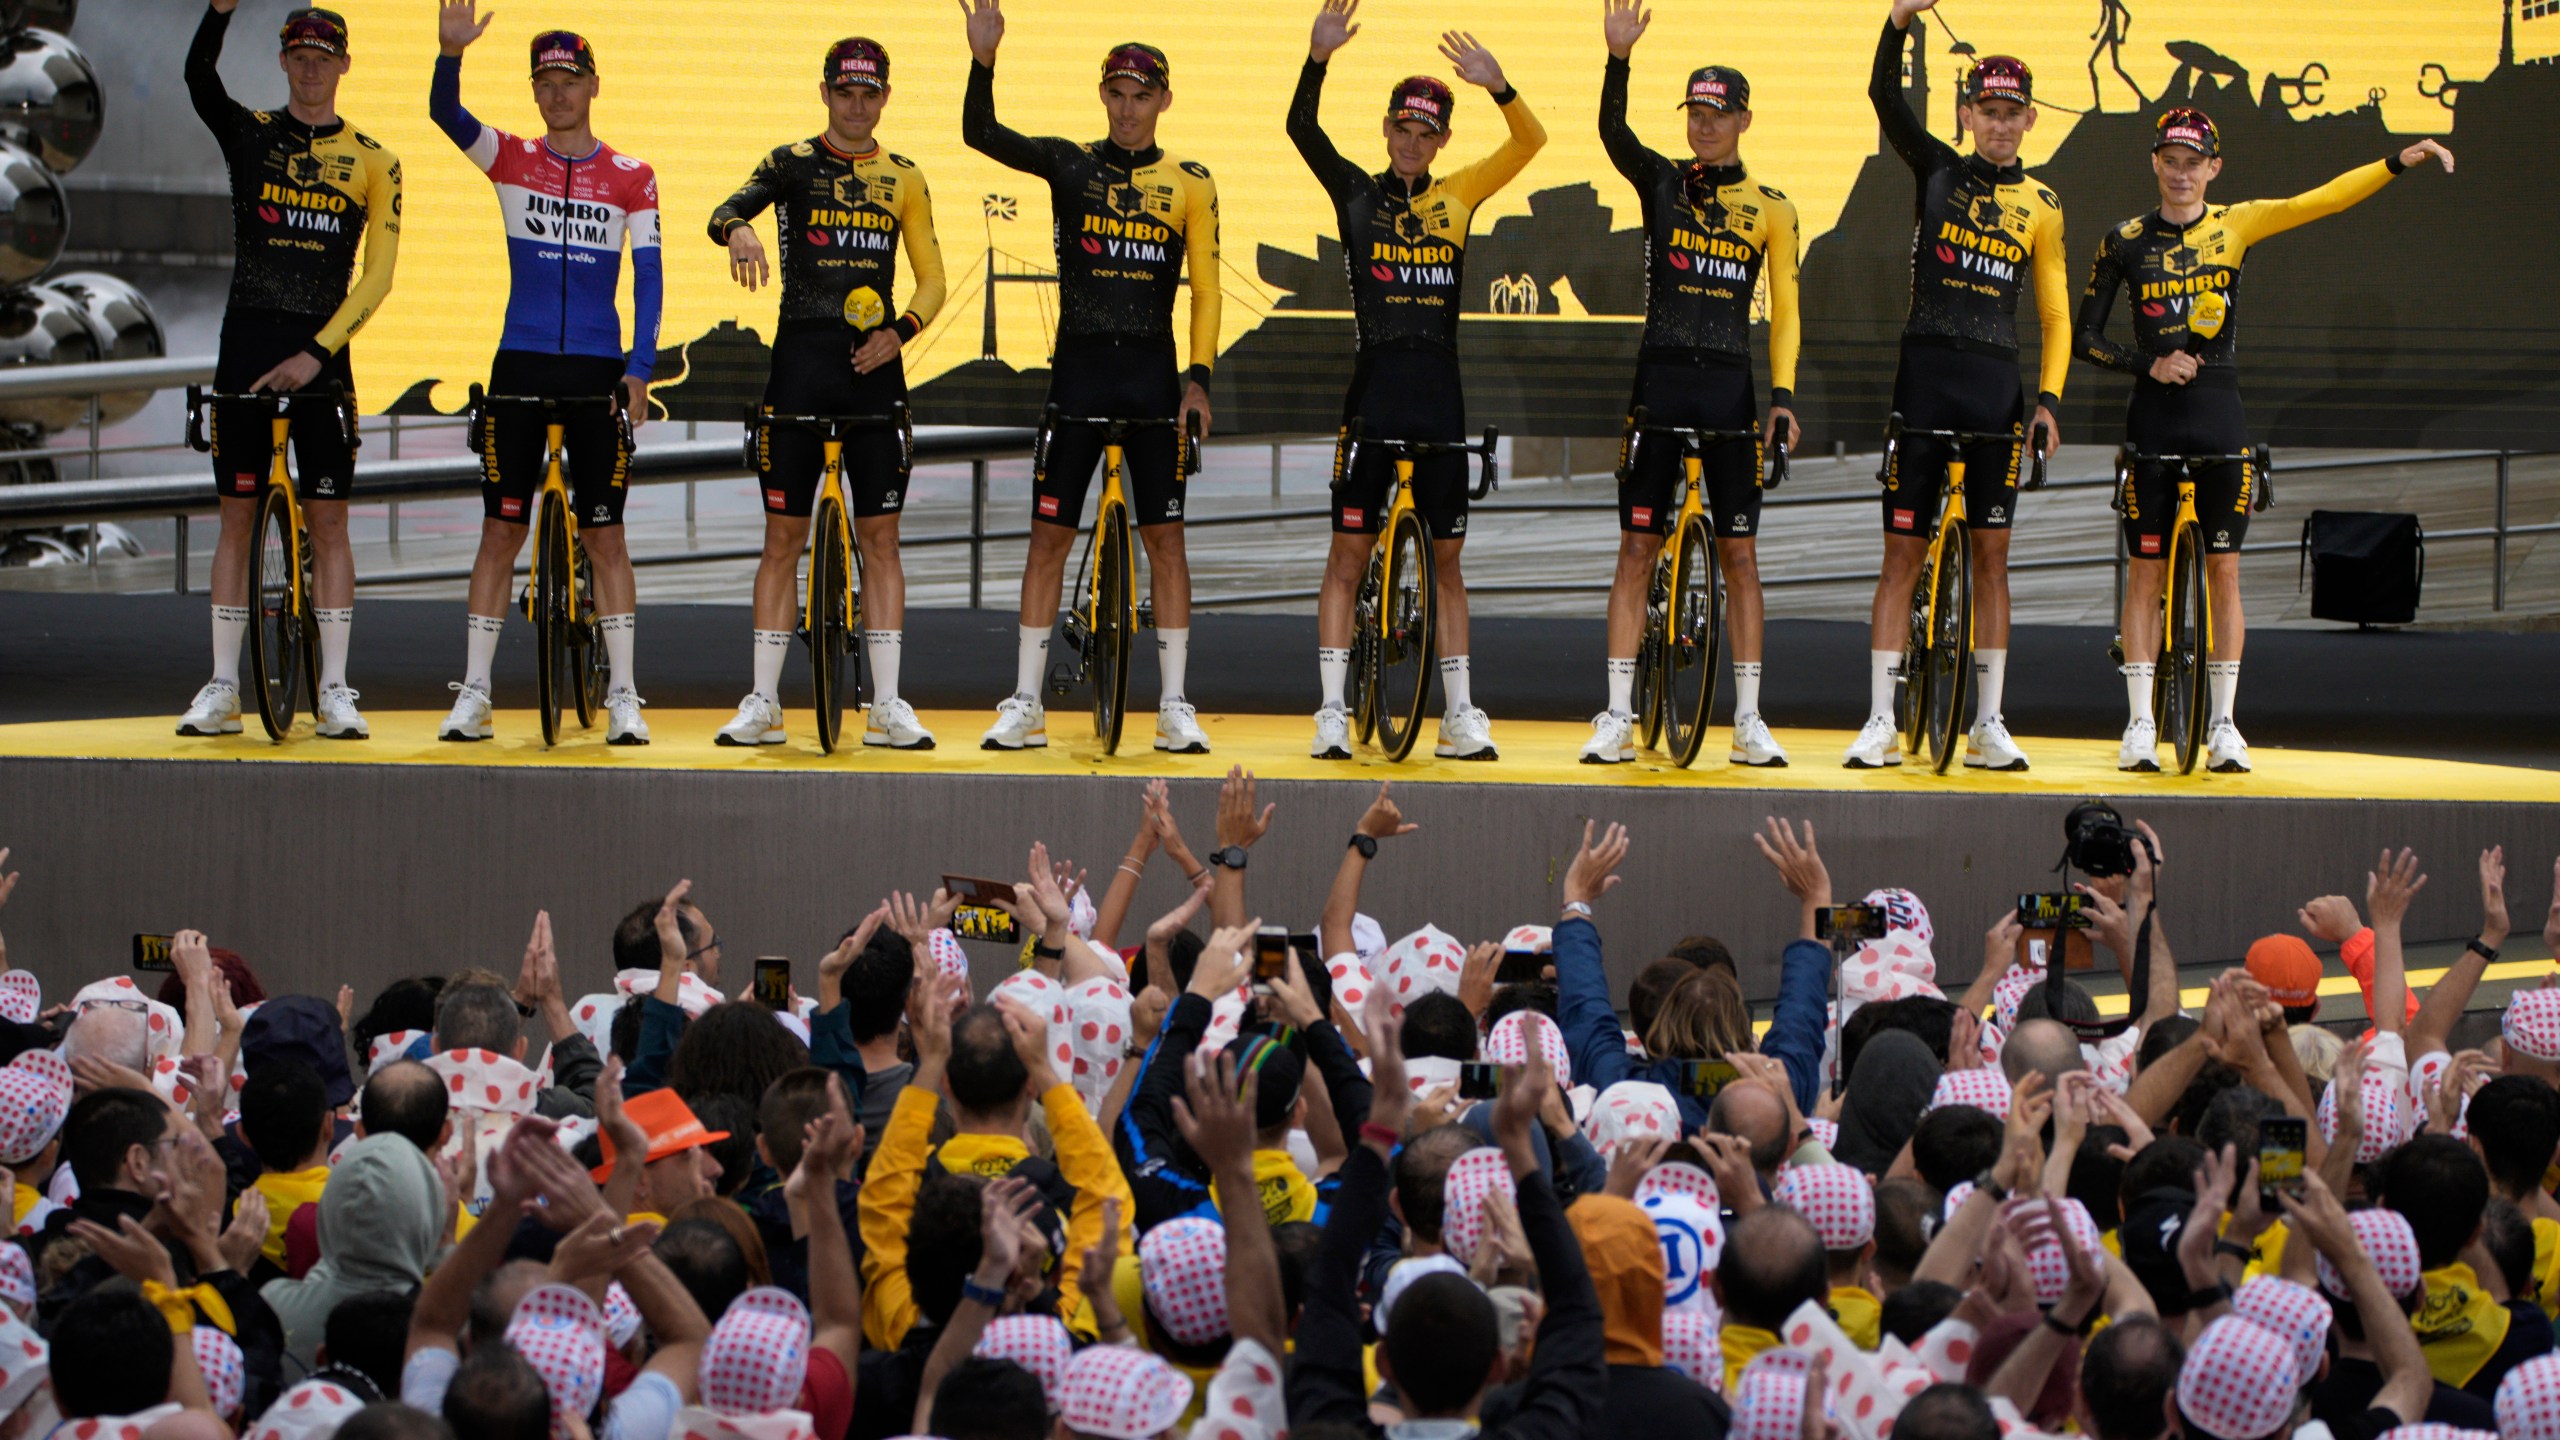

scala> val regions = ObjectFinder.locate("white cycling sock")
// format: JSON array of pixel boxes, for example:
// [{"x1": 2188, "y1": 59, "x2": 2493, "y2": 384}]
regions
[
  {"x1": 2208, "y1": 660, "x2": 2240, "y2": 724},
  {"x1": 599, "y1": 612, "x2": 636, "y2": 693},
  {"x1": 1605, "y1": 657, "x2": 1636, "y2": 715},
  {"x1": 316, "y1": 607, "x2": 352, "y2": 689},
  {"x1": 211, "y1": 605, "x2": 248, "y2": 686},
  {"x1": 463, "y1": 613, "x2": 503, "y2": 692},
  {"x1": 1157, "y1": 627, "x2": 1189, "y2": 704},
  {"x1": 868, "y1": 631, "x2": 903, "y2": 706},
  {"x1": 751, "y1": 630, "x2": 790, "y2": 702},
  {"x1": 1318, "y1": 648, "x2": 1349, "y2": 709},
  {"x1": 2123, "y1": 663, "x2": 2155, "y2": 725},
  {"x1": 1439, "y1": 654, "x2": 1472, "y2": 712},
  {"x1": 1733, "y1": 661, "x2": 1763, "y2": 719},
  {"x1": 1974, "y1": 648, "x2": 2008, "y2": 725},
  {"x1": 1867, "y1": 650, "x2": 1899, "y2": 722},
  {"x1": 1014, "y1": 624, "x2": 1049, "y2": 700}
]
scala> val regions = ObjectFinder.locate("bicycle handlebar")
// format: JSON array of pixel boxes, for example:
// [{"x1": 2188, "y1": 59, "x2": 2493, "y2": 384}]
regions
[
  {"x1": 467, "y1": 383, "x2": 634, "y2": 455},
  {"x1": 741, "y1": 403, "x2": 913, "y2": 473},
  {"x1": 2116, "y1": 440, "x2": 2278, "y2": 512},
  {"x1": 183, "y1": 383, "x2": 356, "y2": 454},
  {"x1": 1878, "y1": 410, "x2": 2049, "y2": 492},
  {"x1": 1041, "y1": 405, "x2": 1204, "y2": 479},
  {"x1": 1340, "y1": 420, "x2": 1502, "y2": 500},
  {"x1": 1618, "y1": 404, "x2": 1790, "y2": 489}
]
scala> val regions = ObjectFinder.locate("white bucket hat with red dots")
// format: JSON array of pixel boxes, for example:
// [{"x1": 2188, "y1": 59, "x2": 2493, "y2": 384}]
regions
[
  {"x1": 1483, "y1": 1010, "x2": 1570, "y2": 1085},
  {"x1": 1440, "y1": 1147, "x2": 1518, "y2": 1265},
  {"x1": 1066, "y1": 977, "x2": 1134, "y2": 1108},
  {"x1": 1773, "y1": 1163, "x2": 1876, "y2": 1251},
  {"x1": 2316, "y1": 1206, "x2": 2424, "y2": 1301},
  {"x1": 1925, "y1": 1068, "x2": 2013, "y2": 1118},
  {"x1": 503, "y1": 1283, "x2": 609, "y2": 1440},
  {"x1": 975, "y1": 1314, "x2": 1076, "y2": 1408},
  {"x1": 1589, "y1": 1080, "x2": 1682, "y2": 1155},
  {"x1": 1138, "y1": 1215, "x2": 1229, "y2": 1347},
  {"x1": 244, "y1": 1377, "x2": 367, "y2": 1440},
  {"x1": 0, "y1": 1051, "x2": 71, "y2": 1167},
  {"x1": 2496, "y1": 1355, "x2": 2560, "y2": 1440},
  {"x1": 2176, "y1": 1317, "x2": 2301, "y2": 1440},
  {"x1": 1057, "y1": 1344, "x2": 1193, "y2": 1440},
  {"x1": 2231, "y1": 1277, "x2": 2333, "y2": 1388},
  {"x1": 1379, "y1": 924, "x2": 1467, "y2": 1016}
]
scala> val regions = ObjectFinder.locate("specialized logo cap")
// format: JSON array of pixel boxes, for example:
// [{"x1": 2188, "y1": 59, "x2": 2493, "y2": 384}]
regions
[
  {"x1": 277, "y1": 8, "x2": 349, "y2": 55},
  {"x1": 1961, "y1": 54, "x2": 2033, "y2": 105},
  {"x1": 1387, "y1": 75, "x2": 1456, "y2": 133},
  {"x1": 530, "y1": 30, "x2": 597, "y2": 77},
  {"x1": 1100, "y1": 42, "x2": 1169, "y2": 90},
  {"x1": 2153, "y1": 106, "x2": 2221, "y2": 157},
  {"x1": 825, "y1": 37, "x2": 889, "y2": 90},
  {"x1": 1677, "y1": 65, "x2": 1750, "y2": 112}
]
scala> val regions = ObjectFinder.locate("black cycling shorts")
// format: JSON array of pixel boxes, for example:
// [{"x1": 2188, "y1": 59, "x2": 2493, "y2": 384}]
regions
[
  {"x1": 479, "y1": 351, "x2": 631, "y2": 530},
  {"x1": 1032, "y1": 337, "x2": 1186, "y2": 530},
  {"x1": 1616, "y1": 356, "x2": 1761, "y2": 539},
  {"x1": 1880, "y1": 341, "x2": 2025, "y2": 536},
  {"x1": 755, "y1": 324, "x2": 910, "y2": 520},
  {"x1": 1331, "y1": 346, "x2": 1469, "y2": 538},
  {"x1": 2119, "y1": 375, "x2": 2254, "y2": 557},
  {"x1": 209, "y1": 309, "x2": 358, "y2": 502}
]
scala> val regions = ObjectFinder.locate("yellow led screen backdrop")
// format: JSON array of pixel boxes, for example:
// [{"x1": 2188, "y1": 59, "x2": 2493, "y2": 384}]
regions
[{"x1": 314, "y1": 0, "x2": 2554, "y2": 447}]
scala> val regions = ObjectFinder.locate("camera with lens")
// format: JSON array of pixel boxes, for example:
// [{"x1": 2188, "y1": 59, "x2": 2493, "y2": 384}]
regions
[{"x1": 2059, "y1": 801, "x2": 2148, "y2": 878}]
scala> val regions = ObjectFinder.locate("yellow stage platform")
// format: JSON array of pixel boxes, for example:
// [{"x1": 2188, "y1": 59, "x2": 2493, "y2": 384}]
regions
[{"x1": 4, "y1": 711, "x2": 2554, "y2": 804}]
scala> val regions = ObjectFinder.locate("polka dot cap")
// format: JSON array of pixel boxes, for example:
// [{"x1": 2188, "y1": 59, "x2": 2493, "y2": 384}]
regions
[
  {"x1": 1926, "y1": 1068, "x2": 2013, "y2": 1118},
  {"x1": 0, "y1": 1307, "x2": 44, "y2": 1417},
  {"x1": 926, "y1": 929, "x2": 971, "y2": 992},
  {"x1": 1941, "y1": 1181, "x2": 1977, "y2": 1220},
  {"x1": 0, "y1": 973, "x2": 37, "y2": 1026},
  {"x1": 2175, "y1": 1317, "x2": 2301, "y2": 1440},
  {"x1": 71, "y1": 979, "x2": 182, "y2": 1070},
  {"x1": 990, "y1": 971, "x2": 1076, "y2": 1080},
  {"x1": 2316, "y1": 1207, "x2": 2424, "y2": 1301},
  {"x1": 2318, "y1": 1067, "x2": 2408, "y2": 1163},
  {"x1": 1056, "y1": 1343, "x2": 1194, "y2": 1440},
  {"x1": 673, "y1": 1410, "x2": 818, "y2": 1440},
  {"x1": 703, "y1": 1287, "x2": 812, "y2": 1418},
  {"x1": 975, "y1": 1315, "x2": 1076, "y2": 1406},
  {"x1": 1807, "y1": 1117, "x2": 1839, "y2": 1152},
  {"x1": 2504, "y1": 987, "x2": 2560, "y2": 1063},
  {"x1": 1635, "y1": 1161, "x2": 1721, "y2": 1214},
  {"x1": 1644, "y1": 1191, "x2": 1725, "y2": 1312},
  {"x1": 1401, "y1": 1055, "x2": 1461, "y2": 1099},
  {"x1": 1483, "y1": 1011, "x2": 1571, "y2": 1086},
  {"x1": 1990, "y1": 956, "x2": 2046, "y2": 1034},
  {"x1": 567, "y1": 992, "x2": 623, "y2": 1057},
  {"x1": 1066, "y1": 977, "x2": 1133, "y2": 1109},
  {"x1": 2406, "y1": 1051, "x2": 2470, "y2": 1141},
  {"x1": 2378, "y1": 1426, "x2": 2497, "y2": 1440},
  {"x1": 0, "y1": 1242, "x2": 32, "y2": 1313},
  {"x1": 1200, "y1": 984, "x2": 1251, "y2": 1051},
  {"x1": 366, "y1": 1029, "x2": 431, "y2": 1075},
  {"x1": 1589, "y1": 1080, "x2": 1682, "y2": 1157},
  {"x1": 1440, "y1": 1148, "x2": 1518, "y2": 1265},
  {"x1": 0, "y1": 1051, "x2": 71, "y2": 1167},
  {"x1": 245, "y1": 1377, "x2": 367, "y2": 1440},
  {"x1": 1138, "y1": 1216, "x2": 1229, "y2": 1347},
  {"x1": 613, "y1": 967, "x2": 726, "y2": 1018},
  {"x1": 1502, "y1": 925, "x2": 1553, "y2": 954},
  {"x1": 1772, "y1": 1163, "x2": 1876, "y2": 1251},
  {"x1": 1731, "y1": 1348, "x2": 1813, "y2": 1440},
  {"x1": 1660, "y1": 1308, "x2": 1723, "y2": 1392},
  {"x1": 603, "y1": 1282, "x2": 642, "y2": 1348},
  {"x1": 1324, "y1": 952, "x2": 1374, "y2": 1017},
  {"x1": 1067, "y1": 885, "x2": 1098, "y2": 940},
  {"x1": 504, "y1": 1283, "x2": 609, "y2": 1440},
  {"x1": 2001, "y1": 1195, "x2": 2104, "y2": 1305},
  {"x1": 2496, "y1": 1355, "x2": 2560, "y2": 1440},
  {"x1": 2232, "y1": 1278, "x2": 2333, "y2": 1386},
  {"x1": 1379, "y1": 924, "x2": 1468, "y2": 1017},
  {"x1": 193, "y1": 1324, "x2": 246, "y2": 1418},
  {"x1": 1192, "y1": 1337, "x2": 1286, "y2": 1440}
]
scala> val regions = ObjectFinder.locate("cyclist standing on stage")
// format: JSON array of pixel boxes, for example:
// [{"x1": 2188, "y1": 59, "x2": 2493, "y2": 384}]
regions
[
  {"x1": 2078, "y1": 111, "x2": 2453, "y2": 774},
  {"x1": 430, "y1": 1, "x2": 662, "y2": 746},
  {"x1": 709, "y1": 38, "x2": 947, "y2": 751},
  {"x1": 179, "y1": 2, "x2": 400, "y2": 741},
  {"x1": 1587, "y1": 0, "x2": 1797, "y2": 767},
  {"x1": 1851, "y1": 0, "x2": 2069, "y2": 773},
  {"x1": 959, "y1": 0, "x2": 1222, "y2": 755},
  {"x1": 1293, "y1": 0, "x2": 1545, "y2": 763}
]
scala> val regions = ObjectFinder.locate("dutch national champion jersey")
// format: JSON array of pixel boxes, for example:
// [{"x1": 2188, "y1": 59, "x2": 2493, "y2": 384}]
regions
[
  {"x1": 1286, "y1": 59, "x2": 1546, "y2": 355},
  {"x1": 429, "y1": 55, "x2": 662, "y2": 377},
  {"x1": 1868, "y1": 19, "x2": 2071, "y2": 406},
  {"x1": 2075, "y1": 158, "x2": 2401, "y2": 378},
  {"x1": 962, "y1": 61, "x2": 1221, "y2": 382},
  {"x1": 186, "y1": 6, "x2": 401, "y2": 359},
  {"x1": 709, "y1": 137, "x2": 947, "y2": 340},
  {"x1": 1597, "y1": 54, "x2": 1798, "y2": 400}
]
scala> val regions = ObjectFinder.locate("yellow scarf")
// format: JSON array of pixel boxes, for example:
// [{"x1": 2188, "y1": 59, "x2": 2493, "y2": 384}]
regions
[
  {"x1": 934, "y1": 1133, "x2": 1032, "y2": 1178},
  {"x1": 140, "y1": 1279, "x2": 235, "y2": 1337},
  {"x1": 2413, "y1": 1260, "x2": 2511, "y2": 1387},
  {"x1": 1831, "y1": 1286, "x2": 1882, "y2": 1351},
  {"x1": 252, "y1": 1165, "x2": 332, "y2": 1270},
  {"x1": 1723, "y1": 1322, "x2": 1781, "y2": 1392},
  {"x1": 9, "y1": 1183, "x2": 38, "y2": 1230},
  {"x1": 1210, "y1": 1150, "x2": 1318, "y2": 1228},
  {"x1": 2532, "y1": 1215, "x2": 2560, "y2": 1318}
]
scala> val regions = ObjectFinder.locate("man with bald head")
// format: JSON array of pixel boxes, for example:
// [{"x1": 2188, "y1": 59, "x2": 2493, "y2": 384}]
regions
[
  {"x1": 1713, "y1": 1204, "x2": 1829, "y2": 1386},
  {"x1": 1709, "y1": 1076, "x2": 1791, "y2": 1185},
  {"x1": 2002, "y1": 1018, "x2": 2085, "y2": 1092},
  {"x1": 358, "y1": 1059, "x2": 452, "y2": 1154},
  {"x1": 63, "y1": 1006, "x2": 151, "y2": 1078}
]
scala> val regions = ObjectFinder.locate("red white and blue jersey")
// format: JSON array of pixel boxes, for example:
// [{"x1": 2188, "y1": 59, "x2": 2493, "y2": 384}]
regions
[{"x1": 430, "y1": 56, "x2": 662, "y2": 378}]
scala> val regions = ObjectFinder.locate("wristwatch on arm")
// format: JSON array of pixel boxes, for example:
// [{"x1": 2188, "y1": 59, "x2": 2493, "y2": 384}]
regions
[
  {"x1": 1206, "y1": 846, "x2": 1248, "y2": 871},
  {"x1": 1347, "y1": 834, "x2": 1377, "y2": 859}
]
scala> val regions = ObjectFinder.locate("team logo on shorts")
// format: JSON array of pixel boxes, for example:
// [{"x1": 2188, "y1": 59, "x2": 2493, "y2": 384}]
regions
[
  {"x1": 1729, "y1": 515, "x2": 1750, "y2": 533},
  {"x1": 2214, "y1": 529, "x2": 2230, "y2": 547},
  {"x1": 2138, "y1": 534, "x2": 2161, "y2": 554},
  {"x1": 591, "y1": 505, "x2": 611, "y2": 523},
  {"x1": 1987, "y1": 505, "x2": 2007, "y2": 523},
  {"x1": 1891, "y1": 508, "x2": 1916, "y2": 530},
  {"x1": 765, "y1": 489, "x2": 787, "y2": 508},
  {"x1": 500, "y1": 497, "x2": 523, "y2": 518},
  {"x1": 1038, "y1": 495, "x2": 1061, "y2": 517},
  {"x1": 1340, "y1": 507, "x2": 1363, "y2": 527},
  {"x1": 1630, "y1": 506, "x2": 1653, "y2": 529},
  {"x1": 882, "y1": 489, "x2": 901, "y2": 508},
  {"x1": 843, "y1": 285, "x2": 887, "y2": 331},
  {"x1": 1448, "y1": 514, "x2": 1466, "y2": 534},
  {"x1": 1165, "y1": 497, "x2": 1182, "y2": 517}
]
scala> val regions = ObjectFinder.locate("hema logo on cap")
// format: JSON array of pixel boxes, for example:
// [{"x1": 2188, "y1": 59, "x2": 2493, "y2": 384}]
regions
[
  {"x1": 1692, "y1": 79, "x2": 1727, "y2": 99},
  {"x1": 537, "y1": 45, "x2": 580, "y2": 69},
  {"x1": 840, "y1": 56, "x2": 879, "y2": 75},
  {"x1": 2166, "y1": 125, "x2": 2204, "y2": 144},
  {"x1": 1403, "y1": 94, "x2": 1442, "y2": 116}
]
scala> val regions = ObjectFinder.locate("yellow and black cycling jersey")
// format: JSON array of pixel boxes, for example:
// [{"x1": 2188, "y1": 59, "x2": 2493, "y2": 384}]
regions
[
  {"x1": 1286, "y1": 58, "x2": 1546, "y2": 356},
  {"x1": 186, "y1": 5, "x2": 400, "y2": 362},
  {"x1": 2075, "y1": 157, "x2": 2407, "y2": 377},
  {"x1": 963, "y1": 61, "x2": 1221, "y2": 387},
  {"x1": 710, "y1": 136, "x2": 947, "y2": 342},
  {"x1": 1597, "y1": 53, "x2": 1799, "y2": 405}
]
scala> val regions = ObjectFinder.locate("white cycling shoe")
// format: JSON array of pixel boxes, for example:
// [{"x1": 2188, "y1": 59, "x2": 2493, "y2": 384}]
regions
[
  {"x1": 981, "y1": 694, "x2": 1047, "y2": 750},
  {"x1": 1311, "y1": 703, "x2": 1352, "y2": 760},
  {"x1": 314, "y1": 684, "x2": 369, "y2": 740},
  {"x1": 605, "y1": 687, "x2": 650, "y2": 745},
  {"x1": 2206, "y1": 719, "x2": 2253, "y2": 773},
  {"x1": 1729, "y1": 713, "x2": 1789, "y2": 767},
  {"x1": 1155, "y1": 699, "x2": 1211, "y2": 754},
  {"x1": 440, "y1": 681, "x2": 494, "y2": 741},
  {"x1": 1965, "y1": 716, "x2": 2031, "y2": 771},
  {"x1": 1579, "y1": 710, "x2": 1635, "y2": 765},
  {"x1": 176, "y1": 679, "x2": 243, "y2": 737},
  {"x1": 2118, "y1": 718, "x2": 2161, "y2": 772},
  {"x1": 1436, "y1": 705, "x2": 1498, "y2": 760},
  {"x1": 716, "y1": 693, "x2": 786, "y2": 747},
  {"x1": 1842, "y1": 715, "x2": 1901, "y2": 769},
  {"x1": 866, "y1": 697, "x2": 936, "y2": 750}
]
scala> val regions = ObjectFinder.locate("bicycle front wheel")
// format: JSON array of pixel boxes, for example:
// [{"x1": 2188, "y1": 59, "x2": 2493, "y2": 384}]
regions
[
  {"x1": 243, "y1": 485, "x2": 304, "y2": 740},
  {"x1": 1922, "y1": 524, "x2": 1974, "y2": 775},
  {"x1": 1660, "y1": 515, "x2": 1725, "y2": 768},
  {"x1": 1092, "y1": 504, "x2": 1132, "y2": 753},
  {"x1": 1373, "y1": 510, "x2": 1437, "y2": 762},
  {"x1": 809, "y1": 498, "x2": 852, "y2": 754},
  {"x1": 1634, "y1": 549, "x2": 1667, "y2": 753},
  {"x1": 2161, "y1": 524, "x2": 2209, "y2": 774},
  {"x1": 1348, "y1": 553, "x2": 1382, "y2": 746},
  {"x1": 533, "y1": 491, "x2": 572, "y2": 747}
]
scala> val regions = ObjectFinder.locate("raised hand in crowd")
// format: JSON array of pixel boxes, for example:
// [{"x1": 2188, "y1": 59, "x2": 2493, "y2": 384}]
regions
[
  {"x1": 1755, "y1": 816, "x2": 1831, "y2": 939},
  {"x1": 1562, "y1": 819, "x2": 1630, "y2": 911}
]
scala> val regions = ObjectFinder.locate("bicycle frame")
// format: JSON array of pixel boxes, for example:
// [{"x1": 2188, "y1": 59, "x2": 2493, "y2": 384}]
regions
[
  {"x1": 747, "y1": 407, "x2": 911, "y2": 635},
  {"x1": 183, "y1": 386, "x2": 355, "y2": 616},
  {"x1": 1342, "y1": 426, "x2": 1502, "y2": 642}
]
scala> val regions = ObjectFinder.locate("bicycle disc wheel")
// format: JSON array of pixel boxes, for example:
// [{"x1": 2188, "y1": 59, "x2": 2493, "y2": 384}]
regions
[
  {"x1": 243, "y1": 485, "x2": 303, "y2": 739},
  {"x1": 1092, "y1": 505, "x2": 1132, "y2": 753},
  {"x1": 570, "y1": 541, "x2": 604, "y2": 731},
  {"x1": 1634, "y1": 549, "x2": 1668, "y2": 752},
  {"x1": 2162, "y1": 525, "x2": 2210, "y2": 774},
  {"x1": 1373, "y1": 510, "x2": 1437, "y2": 762},
  {"x1": 1348, "y1": 554, "x2": 1381, "y2": 746},
  {"x1": 534, "y1": 491, "x2": 571, "y2": 747},
  {"x1": 1923, "y1": 523, "x2": 1974, "y2": 775},
  {"x1": 1660, "y1": 515, "x2": 1725, "y2": 768},
  {"x1": 809, "y1": 499, "x2": 851, "y2": 754}
]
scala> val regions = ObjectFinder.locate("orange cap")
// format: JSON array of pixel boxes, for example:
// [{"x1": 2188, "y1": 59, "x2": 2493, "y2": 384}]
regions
[
  {"x1": 2245, "y1": 935, "x2": 2322, "y2": 1009},
  {"x1": 590, "y1": 1089, "x2": 729, "y2": 1180}
]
